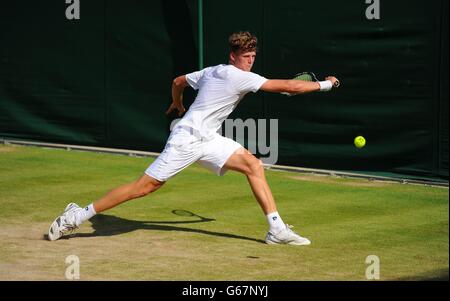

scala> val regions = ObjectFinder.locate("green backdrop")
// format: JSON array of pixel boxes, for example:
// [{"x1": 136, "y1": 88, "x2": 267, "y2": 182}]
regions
[{"x1": 0, "y1": 0, "x2": 448, "y2": 182}]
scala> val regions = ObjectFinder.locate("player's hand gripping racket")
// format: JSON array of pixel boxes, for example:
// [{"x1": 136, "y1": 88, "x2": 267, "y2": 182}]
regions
[{"x1": 282, "y1": 71, "x2": 340, "y2": 96}]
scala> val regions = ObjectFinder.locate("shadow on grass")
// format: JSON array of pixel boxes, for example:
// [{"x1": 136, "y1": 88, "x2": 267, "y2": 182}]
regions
[{"x1": 71, "y1": 210, "x2": 266, "y2": 244}]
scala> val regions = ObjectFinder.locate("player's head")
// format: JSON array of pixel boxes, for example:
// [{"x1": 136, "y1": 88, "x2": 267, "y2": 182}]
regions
[{"x1": 228, "y1": 31, "x2": 257, "y2": 72}]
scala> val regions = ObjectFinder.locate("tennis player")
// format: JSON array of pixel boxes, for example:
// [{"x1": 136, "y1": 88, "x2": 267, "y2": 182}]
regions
[{"x1": 48, "y1": 31, "x2": 338, "y2": 245}]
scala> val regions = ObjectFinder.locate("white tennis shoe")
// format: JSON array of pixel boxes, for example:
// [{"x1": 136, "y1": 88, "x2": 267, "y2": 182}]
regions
[
  {"x1": 47, "y1": 203, "x2": 82, "y2": 241},
  {"x1": 265, "y1": 224, "x2": 311, "y2": 246}
]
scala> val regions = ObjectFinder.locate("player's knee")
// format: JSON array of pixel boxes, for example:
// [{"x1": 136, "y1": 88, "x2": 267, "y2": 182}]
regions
[
  {"x1": 246, "y1": 158, "x2": 264, "y2": 177},
  {"x1": 146, "y1": 181, "x2": 164, "y2": 195},
  {"x1": 136, "y1": 180, "x2": 164, "y2": 198}
]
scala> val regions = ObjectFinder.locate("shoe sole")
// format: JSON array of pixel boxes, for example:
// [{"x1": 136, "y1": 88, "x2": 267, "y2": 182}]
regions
[
  {"x1": 265, "y1": 239, "x2": 311, "y2": 246},
  {"x1": 48, "y1": 216, "x2": 63, "y2": 241},
  {"x1": 287, "y1": 240, "x2": 311, "y2": 246},
  {"x1": 48, "y1": 203, "x2": 79, "y2": 241}
]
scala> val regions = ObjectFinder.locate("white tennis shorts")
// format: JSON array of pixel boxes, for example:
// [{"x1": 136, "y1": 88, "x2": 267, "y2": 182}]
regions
[{"x1": 145, "y1": 126, "x2": 243, "y2": 182}]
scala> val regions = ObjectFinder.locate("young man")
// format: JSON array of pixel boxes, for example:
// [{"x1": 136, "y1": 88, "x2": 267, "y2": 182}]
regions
[{"x1": 48, "y1": 31, "x2": 338, "y2": 245}]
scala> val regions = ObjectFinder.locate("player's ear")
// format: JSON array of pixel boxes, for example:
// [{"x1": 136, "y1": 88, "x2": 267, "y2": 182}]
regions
[{"x1": 229, "y1": 52, "x2": 236, "y2": 64}]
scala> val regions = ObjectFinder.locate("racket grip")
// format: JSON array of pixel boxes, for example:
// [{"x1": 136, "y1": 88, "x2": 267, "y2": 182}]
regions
[{"x1": 333, "y1": 79, "x2": 340, "y2": 88}]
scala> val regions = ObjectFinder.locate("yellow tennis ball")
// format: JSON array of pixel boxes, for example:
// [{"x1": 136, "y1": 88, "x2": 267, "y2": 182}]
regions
[{"x1": 354, "y1": 136, "x2": 366, "y2": 148}]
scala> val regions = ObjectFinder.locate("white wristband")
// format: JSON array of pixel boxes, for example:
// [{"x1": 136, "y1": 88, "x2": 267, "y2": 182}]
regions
[{"x1": 319, "y1": 80, "x2": 333, "y2": 92}]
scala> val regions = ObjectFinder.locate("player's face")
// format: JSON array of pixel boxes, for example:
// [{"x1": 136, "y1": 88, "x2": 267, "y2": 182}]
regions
[{"x1": 230, "y1": 50, "x2": 256, "y2": 72}]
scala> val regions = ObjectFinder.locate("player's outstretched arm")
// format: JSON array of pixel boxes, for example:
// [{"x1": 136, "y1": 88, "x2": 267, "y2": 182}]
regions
[
  {"x1": 166, "y1": 75, "x2": 189, "y2": 116},
  {"x1": 260, "y1": 76, "x2": 339, "y2": 95},
  {"x1": 260, "y1": 79, "x2": 320, "y2": 94}
]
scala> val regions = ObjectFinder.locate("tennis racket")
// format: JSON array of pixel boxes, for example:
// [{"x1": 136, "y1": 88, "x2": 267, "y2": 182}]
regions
[
  {"x1": 293, "y1": 71, "x2": 320, "y2": 82},
  {"x1": 282, "y1": 71, "x2": 340, "y2": 96}
]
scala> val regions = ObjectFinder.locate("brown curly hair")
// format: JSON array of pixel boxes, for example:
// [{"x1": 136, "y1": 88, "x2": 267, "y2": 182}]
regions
[{"x1": 228, "y1": 31, "x2": 258, "y2": 53}]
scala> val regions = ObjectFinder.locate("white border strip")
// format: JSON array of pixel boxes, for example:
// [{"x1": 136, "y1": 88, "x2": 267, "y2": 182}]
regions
[{"x1": 1, "y1": 139, "x2": 160, "y2": 158}]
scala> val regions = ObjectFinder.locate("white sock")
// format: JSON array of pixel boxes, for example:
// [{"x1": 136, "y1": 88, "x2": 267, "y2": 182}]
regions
[
  {"x1": 75, "y1": 203, "x2": 97, "y2": 225},
  {"x1": 266, "y1": 211, "x2": 287, "y2": 234}
]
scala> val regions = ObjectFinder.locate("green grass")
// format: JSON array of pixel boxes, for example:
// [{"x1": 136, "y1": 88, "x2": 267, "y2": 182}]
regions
[{"x1": 0, "y1": 144, "x2": 448, "y2": 280}]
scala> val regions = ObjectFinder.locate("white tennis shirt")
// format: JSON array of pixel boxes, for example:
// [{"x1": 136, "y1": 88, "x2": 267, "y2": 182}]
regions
[{"x1": 172, "y1": 64, "x2": 268, "y2": 141}]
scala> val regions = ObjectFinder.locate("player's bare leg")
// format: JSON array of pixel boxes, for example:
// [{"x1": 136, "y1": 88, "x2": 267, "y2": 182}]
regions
[
  {"x1": 93, "y1": 174, "x2": 164, "y2": 213},
  {"x1": 223, "y1": 148, "x2": 276, "y2": 215},
  {"x1": 48, "y1": 174, "x2": 164, "y2": 241},
  {"x1": 223, "y1": 148, "x2": 311, "y2": 245}
]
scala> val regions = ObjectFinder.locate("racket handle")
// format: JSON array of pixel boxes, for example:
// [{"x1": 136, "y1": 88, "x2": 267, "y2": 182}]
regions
[{"x1": 333, "y1": 79, "x2": 340, "y2": 88}]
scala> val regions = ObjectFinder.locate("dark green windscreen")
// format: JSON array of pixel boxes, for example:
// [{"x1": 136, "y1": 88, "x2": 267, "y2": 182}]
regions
[
  {"x1": 0, "y1": 0, "x2": 447, "y2": 182},
  {"x1": 0, "y1": 0, "x2": 198, "y2": 151}
]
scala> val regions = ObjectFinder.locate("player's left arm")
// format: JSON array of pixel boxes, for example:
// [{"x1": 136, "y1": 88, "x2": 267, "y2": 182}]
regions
[{"x1": 166, "y1": 75, "x2": 189, "y2": 116}]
